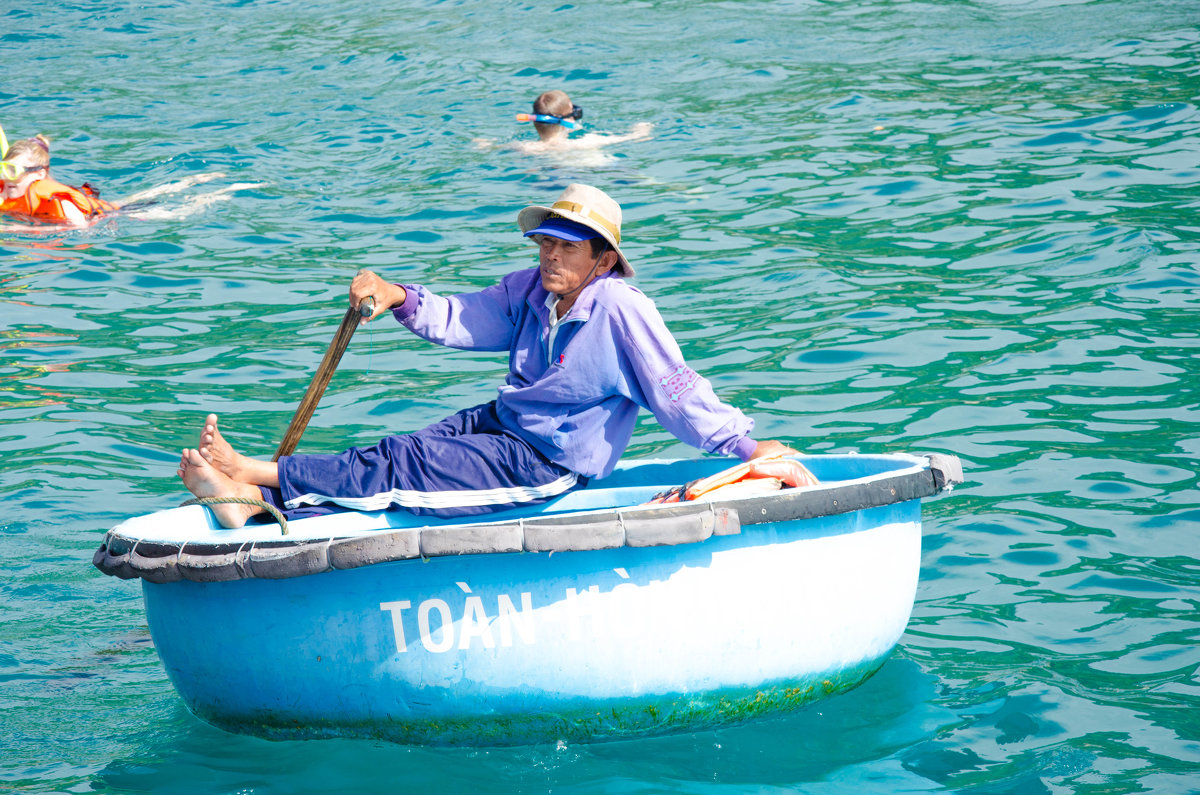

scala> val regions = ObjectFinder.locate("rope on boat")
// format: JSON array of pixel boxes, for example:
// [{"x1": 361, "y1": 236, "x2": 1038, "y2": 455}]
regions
[{"x1": 180, "y1": 496, "x2": 289, "y2": 536}]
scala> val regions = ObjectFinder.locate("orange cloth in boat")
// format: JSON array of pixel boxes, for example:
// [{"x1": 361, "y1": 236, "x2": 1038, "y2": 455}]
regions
[
  {"x1": 646, "y1": 456, "x2": 819, "y2": 504},
  {"x1": 0, "y1": 177, "x2": 117, "y2": 222}
]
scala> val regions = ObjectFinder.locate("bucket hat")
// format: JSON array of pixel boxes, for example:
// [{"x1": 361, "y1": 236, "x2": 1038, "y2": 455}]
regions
[{"x1": 518, "y1": 183, "x2": 633, "y2": 277}]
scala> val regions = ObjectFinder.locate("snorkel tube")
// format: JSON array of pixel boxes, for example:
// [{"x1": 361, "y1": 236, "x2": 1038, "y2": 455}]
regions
[
  {"x1": 0, "y1": 123, "x2": 14, "y2": 181},
  {"x1": 516, "y1": 113, "x2": 580, "y2": 130}
]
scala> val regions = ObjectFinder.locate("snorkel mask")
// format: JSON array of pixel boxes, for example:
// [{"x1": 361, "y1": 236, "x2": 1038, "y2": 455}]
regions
[
  {"x1": 0, "y1": 124, "x2": 48, "y2": 181},
  {"x1": 515, "y1": 104, "x2": 584, "y2": 130}
]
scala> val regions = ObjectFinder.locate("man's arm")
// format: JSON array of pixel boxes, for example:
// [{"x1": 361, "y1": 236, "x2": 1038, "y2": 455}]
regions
[
  {"x1": 613, "y1": 293, "x2": 801, "y2": 461},
  {"x1": 351, "y1": 268, "x2": 525, "y2": 352}
]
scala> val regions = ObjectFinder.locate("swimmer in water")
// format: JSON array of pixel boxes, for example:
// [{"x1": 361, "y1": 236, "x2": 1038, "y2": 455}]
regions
[
  {"x1": 523, "y1": 89, "x2": 588, "y2": 146},
  {"x1": 475, "y1": 90, "x2": 653, "y2": 157},
  {"x1": 0, "y1": 125, "x2": 118, "y2": 226}
]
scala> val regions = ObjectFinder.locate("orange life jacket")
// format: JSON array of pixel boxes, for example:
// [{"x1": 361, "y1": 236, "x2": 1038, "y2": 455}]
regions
[{"x1": 0, "y1": 177, "x2": 117, "y2": 223}]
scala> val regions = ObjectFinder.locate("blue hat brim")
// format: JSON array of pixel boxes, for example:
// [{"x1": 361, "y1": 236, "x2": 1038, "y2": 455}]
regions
[{"x1": 523, "y1": 217, "x2": 600, "y2": 242}]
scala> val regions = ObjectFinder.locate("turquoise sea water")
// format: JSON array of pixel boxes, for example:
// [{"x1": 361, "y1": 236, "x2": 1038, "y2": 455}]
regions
[{"x1": 3, "y1": 0, "x2": 1199, "y2": 791}]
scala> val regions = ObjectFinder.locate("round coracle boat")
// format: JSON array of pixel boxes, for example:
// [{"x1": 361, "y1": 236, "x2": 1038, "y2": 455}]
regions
[{"x1": 94, "y1": 452, "x2": 963, "y2": 746}]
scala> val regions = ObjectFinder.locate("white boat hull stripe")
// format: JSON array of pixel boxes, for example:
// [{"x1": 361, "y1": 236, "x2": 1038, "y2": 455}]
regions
[{"x1": 283, "y1": 471, "x2": 580, "y2": 512}]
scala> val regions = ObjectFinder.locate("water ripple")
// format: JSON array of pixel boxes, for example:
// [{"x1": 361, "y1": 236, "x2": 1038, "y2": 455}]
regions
[{"x1": 3, "y1": 0, "x2": 1199, "y2": 791}]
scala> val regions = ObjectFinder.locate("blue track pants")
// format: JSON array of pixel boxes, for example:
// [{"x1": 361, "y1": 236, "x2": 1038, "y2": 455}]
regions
[{"x1": 258, "y1": 402, "x2": 582, "y2": 519}]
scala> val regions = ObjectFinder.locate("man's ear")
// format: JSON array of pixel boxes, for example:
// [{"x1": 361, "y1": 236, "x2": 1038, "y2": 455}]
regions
[{"x1": 599, "y1": 249, "x2": 619, "y2": 274}]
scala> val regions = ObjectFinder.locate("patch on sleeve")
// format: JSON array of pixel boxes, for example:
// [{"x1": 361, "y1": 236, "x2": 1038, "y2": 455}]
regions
[{"x1": 658, "y1": 365, "x2": 701, "y2": 402}]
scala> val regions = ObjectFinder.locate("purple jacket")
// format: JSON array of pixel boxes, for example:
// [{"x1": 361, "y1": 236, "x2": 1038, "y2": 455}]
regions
[{"x1": 393, "y1": 267, "x2": 757, "y2": 479}]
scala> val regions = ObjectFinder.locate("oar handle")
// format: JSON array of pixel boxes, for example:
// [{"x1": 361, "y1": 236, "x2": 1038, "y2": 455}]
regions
[{"x1": 272, "y1": 297, "x2": 374, "y2": 461}]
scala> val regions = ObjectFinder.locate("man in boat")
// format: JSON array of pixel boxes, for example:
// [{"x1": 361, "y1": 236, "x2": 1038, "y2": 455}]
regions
[
  {"x1": 178, "y1": 183, "x2": 797, "y2": 527},
  {"x1": 0, "y1": 129, "x2": 118, "y2": 225}
]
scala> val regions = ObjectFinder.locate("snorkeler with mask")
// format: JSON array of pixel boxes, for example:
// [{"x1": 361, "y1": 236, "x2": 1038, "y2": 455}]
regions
[
  {"x1": 517, "y1": 90, "x2": 587, "y2": 145},
  {"x1": 474, "y1": 90, "x2": 652, "y2": 158},
  {"x1": 0, "y1": 123, "x2": 118, "y2": 226}
]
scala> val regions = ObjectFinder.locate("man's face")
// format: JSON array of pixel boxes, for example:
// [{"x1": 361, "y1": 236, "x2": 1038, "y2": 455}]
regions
[{"x1": 535, "y1": 234, "x2": 606, "y2": 296}]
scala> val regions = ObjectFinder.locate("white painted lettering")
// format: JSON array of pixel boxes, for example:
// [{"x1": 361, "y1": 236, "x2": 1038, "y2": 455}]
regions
[
  {"x1": 379, "y1": 600, "x2": 412, "y2": 653},
  {"x1": 383, "y1": 591, "x2": 541, "y2": 654},
  {"x1": 418, "y1": 598, "x2": 454, "y2": 652},
  {"x1": 458, "y1": 595, "x2": 497, "y2": 649},
  {"x1": 496, "y1": 592, "x2": 535, "y2": 647}
]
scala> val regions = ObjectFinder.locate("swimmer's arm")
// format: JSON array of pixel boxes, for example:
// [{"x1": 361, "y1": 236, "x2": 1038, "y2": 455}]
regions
[
  {"x1": 626, "y1": 121, "x2": 653, "y2": 140},
  {"x1": 579, "y1": 122, "x2": 654, "y2": 147},
  {"x1": 60, "y1": 201, "x2": 88, "y2": 227}
]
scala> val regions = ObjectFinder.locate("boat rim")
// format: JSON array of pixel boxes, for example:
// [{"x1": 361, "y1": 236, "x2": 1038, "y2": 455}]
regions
[{"x1": 92, "y1": 452, "x2": 962, "y2": 584}]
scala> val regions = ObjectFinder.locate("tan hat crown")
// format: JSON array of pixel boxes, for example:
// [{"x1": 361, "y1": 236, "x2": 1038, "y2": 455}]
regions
[{"x1": 518, "y1": 183, "x2": 634, "y2": 277}]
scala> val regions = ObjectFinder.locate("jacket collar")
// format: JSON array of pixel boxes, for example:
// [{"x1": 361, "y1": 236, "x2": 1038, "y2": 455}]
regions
[{"x1": 528, "y1": 268, "x2": 620, "y2": 326}]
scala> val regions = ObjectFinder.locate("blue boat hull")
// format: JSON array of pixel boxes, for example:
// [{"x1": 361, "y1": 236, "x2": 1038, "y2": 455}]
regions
[
  {"x1": 98, "y1": 453, "x2": 961, "y2": 745},
  {"x1": 143, "y1": 506, "x2": 920, "y2": 744}
]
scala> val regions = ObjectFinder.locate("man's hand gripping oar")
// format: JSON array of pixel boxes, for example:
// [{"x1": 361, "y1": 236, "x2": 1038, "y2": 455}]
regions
[{"x1": 273, "y1": 270, "x2": 407, "y2": 460}]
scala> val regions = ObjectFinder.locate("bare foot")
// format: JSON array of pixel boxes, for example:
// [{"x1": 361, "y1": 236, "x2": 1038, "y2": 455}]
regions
[
  {"x1": 198, "y1": 413, "x2": 241, "y2": 477},
  {"x1": 177, "y1": 447, "x2": 264, "y2": 529},
  {"x1": 196, "y1": 413, "x2": 282, "y2": 487}
]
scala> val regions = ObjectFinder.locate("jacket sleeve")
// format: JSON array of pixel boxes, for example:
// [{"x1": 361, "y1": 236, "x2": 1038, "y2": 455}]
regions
[
  {"x1": 391, "y1": 273, "x2": 524, "y2": 352},
  {"x1": 615, "y1": 295, "x2": 757, "y2": 459}
]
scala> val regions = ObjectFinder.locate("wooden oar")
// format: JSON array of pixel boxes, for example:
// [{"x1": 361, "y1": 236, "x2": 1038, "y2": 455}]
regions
[{"x1": 273, "y1": 297, "x2": 374, "y2": 461}]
